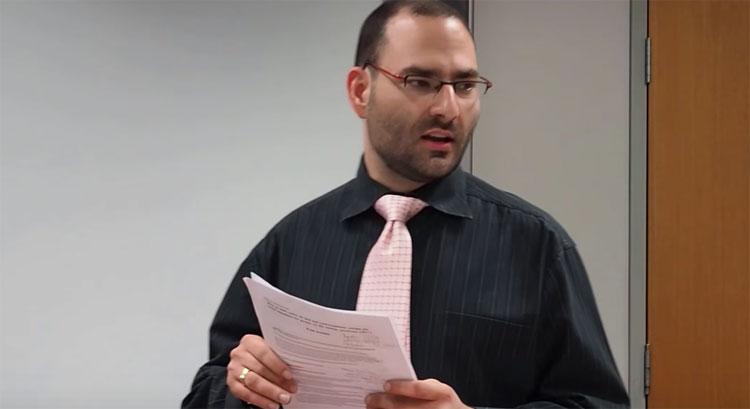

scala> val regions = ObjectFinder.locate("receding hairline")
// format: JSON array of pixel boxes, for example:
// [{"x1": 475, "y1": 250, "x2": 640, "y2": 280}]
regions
[
  {"x1": 374, "y1": 11, "x2": 475, "y2": 66},
  {"x1": 354, "y1": 0, "x2": 474, "y2": 67},
  {"x1": 373, "y1": 12, "x2": 477, "y2": 75}
]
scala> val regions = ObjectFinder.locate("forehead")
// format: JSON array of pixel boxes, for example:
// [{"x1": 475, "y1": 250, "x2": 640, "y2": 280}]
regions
[{"x1": 379, "y1": 12, "x2": 477, "y2": 77}]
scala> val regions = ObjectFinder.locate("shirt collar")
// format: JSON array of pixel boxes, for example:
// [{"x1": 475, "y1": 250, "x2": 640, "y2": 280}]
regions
[{"x1": 340, "y1": 158, "x2": 473, "y2": 221}]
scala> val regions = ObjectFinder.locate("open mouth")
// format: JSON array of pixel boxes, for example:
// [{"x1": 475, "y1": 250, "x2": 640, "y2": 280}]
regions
[
  {"x1": 421, "y1": 134, "x2": 454, "y2": 143},
  {"x1": 420, "y1": 133, "x2": 455, "y2": 151}
]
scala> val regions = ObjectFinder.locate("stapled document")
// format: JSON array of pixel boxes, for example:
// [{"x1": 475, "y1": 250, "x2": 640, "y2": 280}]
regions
[{"x1": 243, "y1": 273, "x2": 416, "y2": 409}]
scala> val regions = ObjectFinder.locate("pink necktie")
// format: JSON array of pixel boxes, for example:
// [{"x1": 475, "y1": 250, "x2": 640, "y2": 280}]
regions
[{"x1": 356, "y1": 194, "x2": 427, "y2": 355}]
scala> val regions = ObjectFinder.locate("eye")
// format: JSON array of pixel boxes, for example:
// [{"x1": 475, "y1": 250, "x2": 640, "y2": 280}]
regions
[
  {"x1": 405, "y1": 77, "x2": 435, "y2": 90},
  {"x1": 454, "y1": 81, "x2": 477, "y2": 94}
]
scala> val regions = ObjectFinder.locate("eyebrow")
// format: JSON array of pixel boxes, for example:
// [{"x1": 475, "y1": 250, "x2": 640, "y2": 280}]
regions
[{"x1": 400, "y1": 65, "x2": 480, "y2": 79}]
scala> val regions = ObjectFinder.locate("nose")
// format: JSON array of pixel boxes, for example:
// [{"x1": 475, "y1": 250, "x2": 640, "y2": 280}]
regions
[{"x1": 429, "y1": 84, "x2": 460, "y2": 123}]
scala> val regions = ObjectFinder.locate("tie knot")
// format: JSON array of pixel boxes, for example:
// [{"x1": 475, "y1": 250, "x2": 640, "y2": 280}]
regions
[{"x1": 374, "y1": 194, "x2": 427, "y2": 222}]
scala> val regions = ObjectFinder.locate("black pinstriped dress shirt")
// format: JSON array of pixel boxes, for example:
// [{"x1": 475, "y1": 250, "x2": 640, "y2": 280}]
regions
[{"x1": 183, "y1": 162, "x2": 629, "y2": 409}]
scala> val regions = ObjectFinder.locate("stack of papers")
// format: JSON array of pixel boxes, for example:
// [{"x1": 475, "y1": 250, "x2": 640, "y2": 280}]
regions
[{"x1": 243, "y1": 273, "x2": 417, "y2": 409}]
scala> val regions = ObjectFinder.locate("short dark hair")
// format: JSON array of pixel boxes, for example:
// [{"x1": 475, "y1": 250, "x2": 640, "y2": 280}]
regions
[{"x1": 354, "y1": 0, "x2": 471, "y2": 67}]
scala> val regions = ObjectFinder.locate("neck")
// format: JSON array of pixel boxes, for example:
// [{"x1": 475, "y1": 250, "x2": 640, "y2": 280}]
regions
[{"x1": 363, "y1": 152, "x2": 426, "y2": 193}]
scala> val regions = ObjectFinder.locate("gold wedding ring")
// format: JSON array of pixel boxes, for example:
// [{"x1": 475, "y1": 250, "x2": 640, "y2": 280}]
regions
[{"x1": 239, "y1": 367, "x2": 250, "y2": 381}]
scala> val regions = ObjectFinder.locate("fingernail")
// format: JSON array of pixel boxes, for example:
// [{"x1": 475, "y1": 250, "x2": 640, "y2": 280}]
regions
[
  {"x1": 282, "y1": 370, "x2": 293, "y2": 380},
  {"x1": 279, "y1": 393, "x2": 291, "y2": 404},
  {"x1": 383, "y1": 381, "x2": 391, "y2": 392}
]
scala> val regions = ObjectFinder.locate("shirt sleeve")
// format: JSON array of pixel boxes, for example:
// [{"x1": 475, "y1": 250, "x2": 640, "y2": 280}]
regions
[
  {"x1": 514, "y1": 245, "x2": 630, "y2": 408},
  {"x1": 182, "y1": 230, "x2": 280, "y2": 409}
]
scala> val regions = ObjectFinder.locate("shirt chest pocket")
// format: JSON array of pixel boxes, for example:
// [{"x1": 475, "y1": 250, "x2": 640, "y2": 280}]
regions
[{"x1": 440, "y1": 310, "x2": 537, "y2": 404}]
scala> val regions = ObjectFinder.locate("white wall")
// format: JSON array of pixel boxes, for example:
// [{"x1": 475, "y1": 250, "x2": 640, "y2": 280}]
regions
[
  {"x1": 1, "y1": 0, "x2": 631, "y2": 406},
  {"x1": 0, "y1": 1, "x2": 377, "y2": 407},
  {"x1": 473, "y1": 0, "x2": 631, "y2": 384}
]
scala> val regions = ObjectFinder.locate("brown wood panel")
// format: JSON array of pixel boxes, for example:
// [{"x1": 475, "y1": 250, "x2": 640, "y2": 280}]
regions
[{"x1": 648, "y1": 0, "x2": 750, "y2": 408}]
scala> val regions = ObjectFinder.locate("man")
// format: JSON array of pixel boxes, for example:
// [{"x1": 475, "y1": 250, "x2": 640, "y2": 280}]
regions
[{"x1": 184, "y1": 1, "x2": 629, "y2": 408}]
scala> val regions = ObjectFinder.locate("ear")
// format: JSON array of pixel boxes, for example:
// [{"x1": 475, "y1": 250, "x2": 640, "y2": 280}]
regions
[{"x1": 346, "y1": 66, "x2": 370, "y2": 119}]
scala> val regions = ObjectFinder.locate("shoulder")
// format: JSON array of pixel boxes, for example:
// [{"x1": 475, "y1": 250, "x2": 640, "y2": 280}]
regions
[
  {"x1": 239, "y1": 179, "x2": 357, "y2": 278},
  {"x1": 267, "y1": 178, "x2": 356, "y2": 234},
  {"x1": 464, "y1": 172, "x2": 575, "y2": 250}
]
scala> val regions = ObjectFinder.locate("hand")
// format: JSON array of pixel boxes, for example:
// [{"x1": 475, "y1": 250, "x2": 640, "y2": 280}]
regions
[
  {"x1": 226, "y1": 334, "x2": 297, "y2": 409},
  {"x1": 365, "y1": 379, "x2": 472, "y2": 409}
]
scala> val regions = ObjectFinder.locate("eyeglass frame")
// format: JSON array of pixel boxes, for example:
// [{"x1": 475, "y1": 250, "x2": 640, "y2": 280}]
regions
[{"x1": 362, "y1": 62, "x2": 493, "y2": 97}]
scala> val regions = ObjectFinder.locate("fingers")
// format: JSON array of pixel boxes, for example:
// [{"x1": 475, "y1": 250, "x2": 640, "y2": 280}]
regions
[
  {"x1": 368, "y1": 379, "x2": 469, "y2": 409},
  {"x1": 243, "y1": 334, "x2": 294, "y2": 381},
  {"x1": 230, "y1": 378, "x2": 284, "y2": 409},
  {"x1": 365, "y1": 392, "x2": 403, "y2": 409},
  {"x1": 226, "y1": 335, "x2": 297, "y2": 409},
  {"x1": 237, "y1": 335, "x2": 297, "y2": 391},
  {"x1": 365, "y1": 379, "x2": 448, "y2": 409},
  {"x1": 383, "y1": 378, "x2": 451, "y2": 401},
  {"x1": 236, "y1": 366, "x2": 293, "y2": 408},
  {"x1": 231, "y1": 347, "x2": 296, "y2": 392},
  {"x1": 240, "y1": 335, "x2": 292, "y2": 380}
]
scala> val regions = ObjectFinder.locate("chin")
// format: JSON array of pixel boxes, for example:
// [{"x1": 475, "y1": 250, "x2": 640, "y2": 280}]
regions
[{"x1": 417, "y1": 159, "x2": 459, "y2": 180}]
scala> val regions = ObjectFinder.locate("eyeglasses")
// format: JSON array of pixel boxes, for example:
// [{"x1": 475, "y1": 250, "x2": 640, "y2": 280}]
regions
[{"x1": 363, "y1": 62, "x2": 492, "y2": 99}]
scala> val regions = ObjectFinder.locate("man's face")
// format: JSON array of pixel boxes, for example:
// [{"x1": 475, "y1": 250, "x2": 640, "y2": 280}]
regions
[{"x1": 364, "y1": 12, "x2": 481, "y2": 184}]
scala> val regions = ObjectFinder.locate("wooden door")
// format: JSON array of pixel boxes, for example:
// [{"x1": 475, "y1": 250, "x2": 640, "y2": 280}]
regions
[{"x1": 648, "y1": 1, "x2": 750, "y2": 407}]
